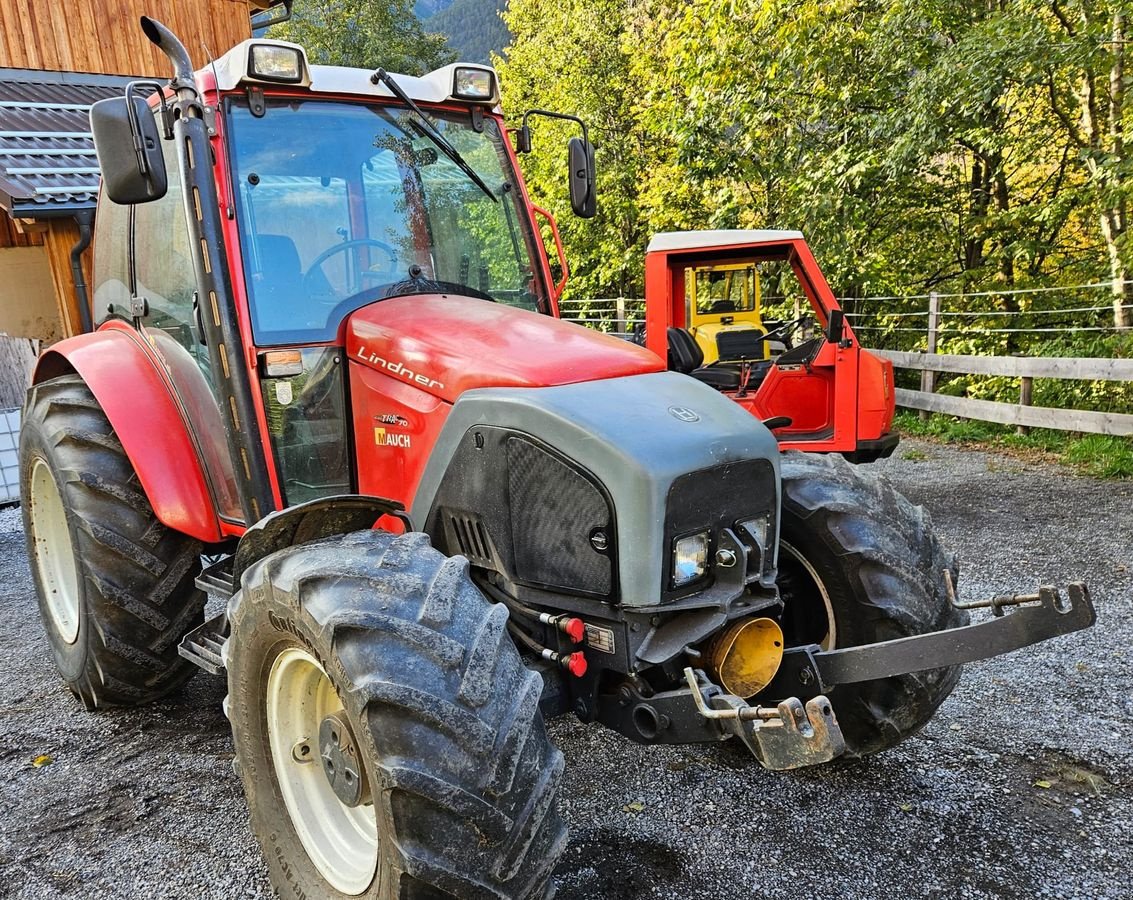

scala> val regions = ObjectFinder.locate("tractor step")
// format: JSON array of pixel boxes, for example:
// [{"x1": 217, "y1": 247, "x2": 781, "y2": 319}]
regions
[
  {"x1": 178, "y1": 612, "x2": 228, "y2": 675},
  {"x1": 196, "y1": 555, "x2": 236, "y2": 600}
]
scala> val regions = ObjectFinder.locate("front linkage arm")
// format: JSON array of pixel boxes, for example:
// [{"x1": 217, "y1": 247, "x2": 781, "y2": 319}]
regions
[
  {"x1": 686, "y1": 581, "x2": 1095, "y2": 770},
  {"x1": 796, "y1": 581, "x2": 1095, "y2": 692}
]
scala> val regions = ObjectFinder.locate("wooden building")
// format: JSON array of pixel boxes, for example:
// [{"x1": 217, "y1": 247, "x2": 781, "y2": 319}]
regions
[{"x1": 0, "y1": 0, "x2": 287, "y2": 384}]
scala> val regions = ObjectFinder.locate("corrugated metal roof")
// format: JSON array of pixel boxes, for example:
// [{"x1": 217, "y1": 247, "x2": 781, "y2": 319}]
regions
[{"x1": 0, "y1": 73, "x2": 129, "y2": 217}]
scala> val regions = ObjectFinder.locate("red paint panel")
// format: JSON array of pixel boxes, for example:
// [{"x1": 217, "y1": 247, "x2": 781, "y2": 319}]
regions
[
  {"x1": 349, "y1": 361, "x2": 451, "y2": 509},
  {"x1": 755, "y1": 367, "x2": 834, "y2": 434},
  {"x1": 33, "y1": 327, "x2": 222, "y2": 543},
  {"x1": 347, "y1": 295, "x2": 663, "y2": 404}
]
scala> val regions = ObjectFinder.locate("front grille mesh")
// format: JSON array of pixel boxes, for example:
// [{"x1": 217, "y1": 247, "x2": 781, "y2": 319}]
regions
[{"x1": 506, "y1": 437, "x2": 612, "y2": 595}]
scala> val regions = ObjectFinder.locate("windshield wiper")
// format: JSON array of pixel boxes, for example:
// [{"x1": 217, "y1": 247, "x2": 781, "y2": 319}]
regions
[{"x1": 371, "y1": 68, "x2": 498, "y2": 204}]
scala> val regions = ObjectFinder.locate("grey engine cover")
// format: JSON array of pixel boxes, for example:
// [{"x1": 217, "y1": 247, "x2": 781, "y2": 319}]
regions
[{"x1": 410, "y1": 371, "x2": 781, "y2": 608}]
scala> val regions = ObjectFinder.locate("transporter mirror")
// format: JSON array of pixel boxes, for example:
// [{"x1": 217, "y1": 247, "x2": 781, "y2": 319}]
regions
[
  {"x1": 568, "y1": 136, "x2": 597, "y2": 218},
  {"x1": 825, "y1": 308, "x2": 845, "y2": 344},
  {"x1": 90, "y1": 90, "x2": 168, "y2": 205}
]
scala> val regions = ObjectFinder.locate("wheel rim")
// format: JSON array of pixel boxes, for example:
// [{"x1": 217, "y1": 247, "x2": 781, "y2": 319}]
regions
[
  {"x1": 778, "y1": 540, "x2": 837, "y2": 651},
  {"x1": 28, "y1": 457, "x2": 80, "y2": 644},
  {"x1": 266, "y1": 647, "x2": 378, "y2": 894}
]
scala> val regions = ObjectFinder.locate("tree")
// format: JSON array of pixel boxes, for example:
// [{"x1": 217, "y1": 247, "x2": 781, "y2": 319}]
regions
[
  {"x1": 1040, "y1": 0, "x2": 1133, "y2": 329},
  {"x1": 499, "y1": 0, "x2": 679, "y2": 300},
  {"x1": 270, "y1": 0, "x2": 453, "y2": 75}
]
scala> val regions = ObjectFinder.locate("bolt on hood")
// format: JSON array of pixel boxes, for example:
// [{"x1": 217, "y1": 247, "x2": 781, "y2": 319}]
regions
[{"x1": 346, "y1": 294, "x2": 664, "y2": 404}]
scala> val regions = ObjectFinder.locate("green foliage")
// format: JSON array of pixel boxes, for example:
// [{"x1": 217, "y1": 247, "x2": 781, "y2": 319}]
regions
[
  {"x1": 271, "y1": 0, "x2": 453, "y2": 74},
  {"x1": 1065, "y1": 434, "x2": 1133, "y2": 477},
  {"x1": 498, "y1": 0, "x2": 1133, "y2": 316},
  {"x1": 425, "y1": 0, "x2": 510, "y2": 64}
]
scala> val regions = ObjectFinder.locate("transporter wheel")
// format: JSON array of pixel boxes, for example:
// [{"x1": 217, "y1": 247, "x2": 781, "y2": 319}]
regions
[
  {"x1": 19, "y1": 374, "x2": 205, "y2": 708},
  {"x1": 776, "y1": 451, "x2": 967, "y2": 757},
  {"x1": 225, "y1": 529, "x2": 566, "y2": 899}
]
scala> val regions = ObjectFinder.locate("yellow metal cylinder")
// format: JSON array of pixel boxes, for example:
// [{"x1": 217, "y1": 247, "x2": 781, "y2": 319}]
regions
[{"x1": 706, "y1": 616, "x2": 784, "y2": 698}]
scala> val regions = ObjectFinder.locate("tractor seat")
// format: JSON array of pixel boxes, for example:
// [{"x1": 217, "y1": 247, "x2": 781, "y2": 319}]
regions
[
  {"x1": 666, "y1": 327, "x2": 742, "y2": 391},
  {"x1": 253, "y1": 234, "x2": 337, "y2": 332}
]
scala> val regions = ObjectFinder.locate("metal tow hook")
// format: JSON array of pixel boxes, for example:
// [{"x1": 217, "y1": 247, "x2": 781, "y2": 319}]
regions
[
  {"x1": 682, "y1": 667, "x2": 846, "y2": 770},
  {"x1": 318, "y1": 711, "x2": 371, "y2": 808}
]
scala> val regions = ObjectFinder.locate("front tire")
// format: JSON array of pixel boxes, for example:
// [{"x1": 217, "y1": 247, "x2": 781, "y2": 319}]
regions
[
  {"x1": 226, "y1": 529, "x2": 566, "y2": 899},
  {"x1": 776, "y1": 451, "x2": 967, "y2": 757},
  {"x1": 20, "y1": 374, "x2": 205, "y2": 708}
]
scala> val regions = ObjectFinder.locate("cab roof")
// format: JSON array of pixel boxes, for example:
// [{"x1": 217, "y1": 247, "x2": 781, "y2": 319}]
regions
[
  {"x1": 205, "y1": 38, "x2": 500, "y2": 110},
  {"x1": 647, "y1": 229, "x2": 805, "y2": 254}
]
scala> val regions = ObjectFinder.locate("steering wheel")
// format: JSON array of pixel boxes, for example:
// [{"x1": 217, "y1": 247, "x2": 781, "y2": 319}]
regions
[
  {"x1": 764, "y1": 314, "x2": 811, "y2": 346},
  {"x1": 304, "y1": 238, "x2": 398, "y2": 301}
]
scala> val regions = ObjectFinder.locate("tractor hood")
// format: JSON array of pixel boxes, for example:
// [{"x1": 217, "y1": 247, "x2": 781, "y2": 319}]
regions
[{"x1": 346, "y1": 294, "x2": 664, "y2": 404}]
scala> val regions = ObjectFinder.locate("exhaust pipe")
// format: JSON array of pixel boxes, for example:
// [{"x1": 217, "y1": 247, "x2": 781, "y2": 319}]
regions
[{"x1": 139, "y1": 16, "x2": 195, "y2": 91}]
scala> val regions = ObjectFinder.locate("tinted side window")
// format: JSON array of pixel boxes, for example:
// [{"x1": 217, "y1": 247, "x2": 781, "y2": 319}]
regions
[
  {"x1": 134, "y1": 125, "x2": 200, "y2": 359},
  {"x1": 92, "y1": 185, "x2": 131, "y2": 323}
]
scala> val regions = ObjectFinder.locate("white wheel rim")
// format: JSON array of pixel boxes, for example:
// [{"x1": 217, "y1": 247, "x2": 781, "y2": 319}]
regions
[
  {"x1": 780, "y1": 540, "x2": 837, "y2": 651},
  {"x1": 266, "y1": 647, "x2": 378, "y2": 895},
  {"x1": 28, "y1": 457, "x2": 81, "y2": 644}
]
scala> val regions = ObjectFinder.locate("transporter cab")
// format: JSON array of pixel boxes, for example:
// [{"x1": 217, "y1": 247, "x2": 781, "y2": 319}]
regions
[{"x1": 18, "y1": 19, "x2": 1096, "y2": 900}]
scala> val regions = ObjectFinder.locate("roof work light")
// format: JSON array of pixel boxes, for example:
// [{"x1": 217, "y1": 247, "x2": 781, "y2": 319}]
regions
[
  {"x1": 452, "y1": 66, "x2": 498, "y2": 103},
  {"x1": 248, "y1": 43, "x2": 308, "y2": 83}
]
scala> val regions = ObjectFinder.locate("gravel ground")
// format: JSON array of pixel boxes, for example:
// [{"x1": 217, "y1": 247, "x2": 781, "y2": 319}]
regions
[{"x1": 0, "y1": 439, "x2": 1129, "y2": 899}]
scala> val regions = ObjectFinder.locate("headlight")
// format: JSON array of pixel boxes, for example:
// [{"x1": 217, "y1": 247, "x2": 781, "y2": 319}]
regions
[
  {"x1": 452, "y1": 66, "x2": 497, "y2": 102},
  {"x1": 672, "y1": 531, "x2": 709, "y2": 587},
  {"x1": 248, "y1": 44, "x2": 305, "y2": 83}
]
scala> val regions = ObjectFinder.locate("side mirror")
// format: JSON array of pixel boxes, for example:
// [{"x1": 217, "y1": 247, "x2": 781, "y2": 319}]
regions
[
  {"x1": 515, "y1": 123, "x2": 532, "y2": 154},
  {"x1": 568, "y1": 136, "x2": 596, "y2": 219},
  {"x1": 825, "y1": 308, "x2": 845, "y2": 344},
  {"x1": 90, "y1": 90, "x2": 167, "y2": 205}
]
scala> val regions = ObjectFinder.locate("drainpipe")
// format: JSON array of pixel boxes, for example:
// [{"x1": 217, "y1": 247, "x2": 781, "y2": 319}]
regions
[{"x1": 69, "y1": 209, "x2": 94, "y2": 334}]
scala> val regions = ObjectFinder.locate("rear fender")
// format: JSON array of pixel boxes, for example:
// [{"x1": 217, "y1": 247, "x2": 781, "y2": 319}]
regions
[{"x1": 32, "y1": 327, "x2": 224, "y2": 543}]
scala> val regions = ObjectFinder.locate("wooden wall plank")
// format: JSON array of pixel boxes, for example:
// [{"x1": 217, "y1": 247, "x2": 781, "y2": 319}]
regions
[
  {"x1": 875, "y1": 349, "x2": 1133, "y2": 382},
  {"x1": 894, "y1": 388, "x2": 1133, "y2": 437},
  {"x1": 0, "y1": 0, "x2": 252, "y2": 76}
]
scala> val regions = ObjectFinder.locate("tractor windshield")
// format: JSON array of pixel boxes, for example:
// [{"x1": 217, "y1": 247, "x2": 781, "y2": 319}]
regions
[{"x1": 225, "y1": 97, "x2": 549, "y2": 346}]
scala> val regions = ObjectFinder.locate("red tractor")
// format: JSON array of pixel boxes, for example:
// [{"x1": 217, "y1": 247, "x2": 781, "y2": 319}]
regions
[{"x1": 18, "y1": 19, "x2": 1093, "y2": 898}]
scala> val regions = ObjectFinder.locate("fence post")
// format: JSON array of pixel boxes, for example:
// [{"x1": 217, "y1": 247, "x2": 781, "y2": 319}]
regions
[
  {"x1": 616, "y1": 298, "x2": 626, "y2": 334},
  {"x1": 1016, "y1": 352, "x2": 1033, "y2": 435},
  {"x1": 919, "y1": 291, "x2": 940, "y2": 420}
]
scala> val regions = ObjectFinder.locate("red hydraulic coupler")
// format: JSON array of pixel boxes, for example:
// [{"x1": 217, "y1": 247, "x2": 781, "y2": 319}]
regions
[
  {"x1": 537, "y1": 647, "x2": 588, "y2": 678},
  {"x1": 536, "y1": 612, "x2": 585, "y2": 644}
]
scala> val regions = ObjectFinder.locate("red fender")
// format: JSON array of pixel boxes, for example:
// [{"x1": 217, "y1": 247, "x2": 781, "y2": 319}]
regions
[{"x1": 33, "y1": 326, "x2": 223, "y2": 543}]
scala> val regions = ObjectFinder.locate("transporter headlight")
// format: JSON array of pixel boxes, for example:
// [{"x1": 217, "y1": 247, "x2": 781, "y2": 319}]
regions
[{"x1": 672, "y1": 531, "x2": 710, "y2": 588}]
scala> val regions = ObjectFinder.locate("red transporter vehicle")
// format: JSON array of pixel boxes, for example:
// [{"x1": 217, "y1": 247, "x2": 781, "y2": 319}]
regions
[
  {"x1": 17, "y1": 18, "x2": 1095, "y2": 900},
  {"x1": 641, "y1": 231, "x2": 899, "y2": 462}
]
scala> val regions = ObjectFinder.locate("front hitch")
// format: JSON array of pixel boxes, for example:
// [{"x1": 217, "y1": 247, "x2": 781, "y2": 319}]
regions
[
  {"x1": 681, "y1": 580, "x2": 1096, "y2": 770},
  {"x1": 682, "y1": 668, "x2": 846, "y2": 770}
]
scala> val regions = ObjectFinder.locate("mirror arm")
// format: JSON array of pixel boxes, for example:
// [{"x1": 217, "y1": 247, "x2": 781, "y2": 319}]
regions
[{"x1": 519, "y1": 108, "x2": 590, "y2": 149}]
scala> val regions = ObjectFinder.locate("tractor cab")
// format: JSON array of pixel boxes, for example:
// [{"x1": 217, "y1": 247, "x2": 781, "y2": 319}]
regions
[
  {"x1": 684, "y1": 261, "x2": 775, "y2": 365},
  {"x1": 643, "y1": 230, "x2": 899, "y2": 463}
]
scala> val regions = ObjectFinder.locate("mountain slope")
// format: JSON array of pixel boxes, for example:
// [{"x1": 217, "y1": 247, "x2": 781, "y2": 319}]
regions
[{"x1": 426, "y1": 0, "x2": 510, "y2": 64}]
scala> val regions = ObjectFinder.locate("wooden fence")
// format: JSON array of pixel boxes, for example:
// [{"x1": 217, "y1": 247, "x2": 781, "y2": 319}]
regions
[{"x1": 871, "y1": 349, "x2": 1133, "y2": 437}]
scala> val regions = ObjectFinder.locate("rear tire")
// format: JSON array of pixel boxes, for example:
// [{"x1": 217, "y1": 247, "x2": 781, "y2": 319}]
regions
[
  {"x1": 225, "y1": 529, "x2": 566, "y2": 899},
  {"x1": 776, "y1": 451, "x2": 966, "y2": 757},
  {"x1": 19, "y1": 374, "x2": 206, "y2": 708}
]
